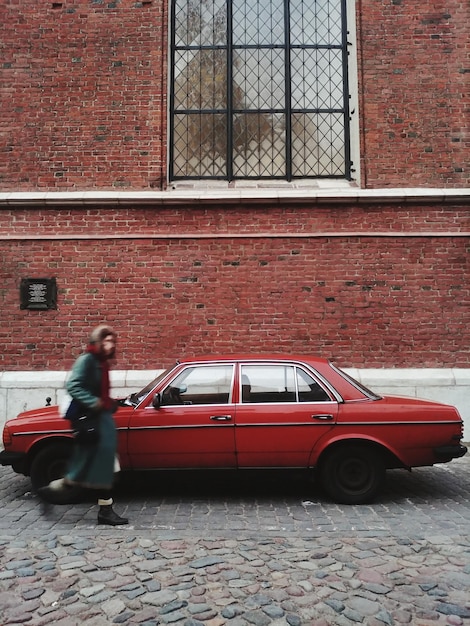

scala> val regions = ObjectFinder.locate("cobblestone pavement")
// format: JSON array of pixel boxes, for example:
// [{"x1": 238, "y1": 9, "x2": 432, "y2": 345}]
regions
[{"x1": 0, "y1": 454, "x2": 469, "y2": 626}]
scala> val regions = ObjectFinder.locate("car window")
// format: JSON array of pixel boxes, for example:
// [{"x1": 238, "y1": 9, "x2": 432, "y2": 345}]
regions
[
  {"x1": 241, "y1": 365, "x2": 296, "y2": 403},
  {"x1": 161, "y1": 364, "x2": 234, "y2": 406},
  {"x1": 241, "y1": 365, "x2": 330, "y2": 403},
  {"x1": 330, "y1": 363, "x2": 381, "y2": 400},
  {"x1": 125, "y1": 366, "x2": 175, "y2": 406},
  {"x1": 296, "y1": 368, "x2": 331, "y2": 402}
]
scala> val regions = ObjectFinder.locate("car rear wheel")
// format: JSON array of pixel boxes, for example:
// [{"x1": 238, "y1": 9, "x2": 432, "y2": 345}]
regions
[
  {"x1": 30, "y1": 442, "x2": 83, "y2": 504},
  {"x1": 320, "y1": 444, "x2": 385, "y2": 504}
]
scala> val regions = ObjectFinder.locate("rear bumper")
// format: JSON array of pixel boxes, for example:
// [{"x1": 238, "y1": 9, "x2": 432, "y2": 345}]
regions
[
  {"x1": 434, "y1": 444, "x2": 468, "y2": 462},
  {"x1": 0, "y1": 449, "x2": 27, "y2": 473}
]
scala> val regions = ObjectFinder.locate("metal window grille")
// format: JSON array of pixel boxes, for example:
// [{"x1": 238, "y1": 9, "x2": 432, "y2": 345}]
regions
[{"x1": 170, "y1": 0, "x2": 351, "y2": 181}]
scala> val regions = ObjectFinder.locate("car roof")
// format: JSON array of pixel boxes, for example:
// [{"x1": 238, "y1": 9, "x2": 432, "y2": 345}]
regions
[
  {"x1": 170, "y1": 355, "x2": 370, "y2": 401},
  {"x1": 176, "y1": 354, "x2": 331, "y2": 366}
]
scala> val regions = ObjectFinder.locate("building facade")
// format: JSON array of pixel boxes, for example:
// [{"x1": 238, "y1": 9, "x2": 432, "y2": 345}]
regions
[{"x1": 1, "y1": 0, "x2": 469, "y2": 433}]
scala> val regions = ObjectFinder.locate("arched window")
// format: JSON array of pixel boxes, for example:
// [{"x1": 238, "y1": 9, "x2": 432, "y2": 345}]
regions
[{"x1": 170, "y1": 0, "x2": 352, "y2": 181}]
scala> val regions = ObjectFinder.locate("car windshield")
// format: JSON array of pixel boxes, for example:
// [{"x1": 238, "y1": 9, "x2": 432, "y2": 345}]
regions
[
  {"x1": 125, "y1": 366, "x2": 175, "y2": 407},
  {"x1": 330, "y1": 363, "x2": 382, "y2": 400}
]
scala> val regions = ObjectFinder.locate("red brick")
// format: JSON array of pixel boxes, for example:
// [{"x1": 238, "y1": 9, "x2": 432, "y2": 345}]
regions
[{"x1": 0, "y1": 203, "x2": 468, "y2": 370}]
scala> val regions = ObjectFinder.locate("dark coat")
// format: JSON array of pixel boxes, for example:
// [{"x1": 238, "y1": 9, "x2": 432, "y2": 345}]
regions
[{"x1": 65, "y1": 352, "x2": 117, "y2": 490}]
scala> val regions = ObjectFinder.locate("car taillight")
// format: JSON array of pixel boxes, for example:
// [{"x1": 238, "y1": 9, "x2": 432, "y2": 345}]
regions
[{"x1": 3, "y1": 426, "x2": 12, "y2": 448}]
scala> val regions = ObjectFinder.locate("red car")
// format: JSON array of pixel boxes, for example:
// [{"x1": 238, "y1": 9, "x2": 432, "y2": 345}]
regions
[{"x1": 0, "y1": 355, "x2": 466, "y2": 504}]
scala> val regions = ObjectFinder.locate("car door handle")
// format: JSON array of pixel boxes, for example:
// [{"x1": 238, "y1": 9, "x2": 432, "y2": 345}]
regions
[
  {"x1": 210, "y1": 415, "x2": 232, "y2": 421},
  {"x1": 311, "y1": 414, "x2": 334, "y2": 421}
]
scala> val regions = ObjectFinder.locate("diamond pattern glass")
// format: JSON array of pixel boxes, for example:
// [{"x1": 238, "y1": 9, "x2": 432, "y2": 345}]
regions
[
  {"x1": 233, "y1": 49, "x2": 285, "y2": 110},
  {"x1": 174, "y1": 49, "x2": 227, "y2": 109},
  {"x1": 291, "y1": 113, "x2": 345, "y2": 176},
  {"x1": 175, "y1": 0, "x2": 227, "y2": 46},
  {"x1": 290, "y1": 0, "x2": 342, "y2": 45},
  {"x1": 291, "y1": 49, "x2": 343, "y2": 109},
  {"x1": 233, "y1": 0, "x2": 284, "y2": 45},
  {"x1": 233, "y1": 113, "x2": 285, "y2": 177},
  {"x1": 173, "y1": 114, "x2": 227, "y2": 177}
]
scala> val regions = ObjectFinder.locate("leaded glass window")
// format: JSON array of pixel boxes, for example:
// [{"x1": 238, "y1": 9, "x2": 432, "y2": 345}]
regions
[{"x1": 170, "y1": 0, "x2": 351, "y2": 181}]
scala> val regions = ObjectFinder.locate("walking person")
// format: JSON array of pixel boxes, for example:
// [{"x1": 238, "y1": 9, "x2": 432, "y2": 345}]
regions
[{"x1": 39, "y1": 324, "x2": 128, "y2": 526}]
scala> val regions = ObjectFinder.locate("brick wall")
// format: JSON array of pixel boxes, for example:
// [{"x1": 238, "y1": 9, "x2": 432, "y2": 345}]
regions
[
  {"x1": 1, "y1": 0, "x2": 468, "y2": 190},
  {"x1": 1, "y1": 1, "x2": 167, "y2": 190},
  {"x1": 357, "y1": 0, "x2": 469, "y2": 187},
  {"x1": 1, "y1": 2, "x2": 468, "y2": 375},
  {"x1": 1, "y1": 200, "x2": 468, "y2": 371}
]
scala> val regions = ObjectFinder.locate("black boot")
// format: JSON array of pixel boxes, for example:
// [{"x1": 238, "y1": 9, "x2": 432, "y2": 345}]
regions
[{"x1": 97, "y1": 505, "x2": 128, "y2": 526}]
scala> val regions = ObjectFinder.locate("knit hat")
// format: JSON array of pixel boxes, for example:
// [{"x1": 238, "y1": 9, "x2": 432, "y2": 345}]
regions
[{"x1": 89, "y1": 324, "x2": 116, "y2": 345}]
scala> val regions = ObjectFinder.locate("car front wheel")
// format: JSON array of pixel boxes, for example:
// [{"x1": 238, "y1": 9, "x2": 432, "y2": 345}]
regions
[
  {"x1": 320, "y1": 444, "x2": 385, "y2": 504},
  {"x1": 30, "y1": 441, "x2": 83, "y2": 504}
]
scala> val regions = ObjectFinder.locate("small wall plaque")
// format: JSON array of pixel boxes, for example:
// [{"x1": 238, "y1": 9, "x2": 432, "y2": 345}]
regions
[{"x1": 20, "y1": 278, "x2": 57, "y2": 310}]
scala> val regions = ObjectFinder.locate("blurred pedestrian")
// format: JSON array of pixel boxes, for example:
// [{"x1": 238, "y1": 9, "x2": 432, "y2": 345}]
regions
[{"x1": 39, "y1": 324, "x2": 128, "y2": 526}]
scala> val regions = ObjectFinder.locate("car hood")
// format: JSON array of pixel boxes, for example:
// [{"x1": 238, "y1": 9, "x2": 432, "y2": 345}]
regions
[{"x1": 10, "y1": 405, "x2": 62, "y2": 423}]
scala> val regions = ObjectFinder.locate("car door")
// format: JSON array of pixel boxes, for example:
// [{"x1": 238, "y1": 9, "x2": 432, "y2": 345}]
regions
[
  {"x1": 235, "y1": 362, "x2": 338, "y2": 467},
  {"x1": 127, "y1": 363, "x2": 237, "y2": 468}
]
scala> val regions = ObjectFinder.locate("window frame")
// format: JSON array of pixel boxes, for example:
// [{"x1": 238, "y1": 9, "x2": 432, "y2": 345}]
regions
[
  {"x1": 161, "y1": 364, "x2": 235, "y2": 406},
  {"x1": 169, "y1": 0, "x2": 353, "y2": 182},
  {"x1": 239, "y1": 363, "x2": 333, "y2": 404}
]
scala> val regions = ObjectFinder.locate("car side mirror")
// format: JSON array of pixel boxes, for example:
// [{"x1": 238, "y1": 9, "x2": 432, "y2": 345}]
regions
[{"x1": 152, "y1": 393, "x2": 161, "y2": 409}]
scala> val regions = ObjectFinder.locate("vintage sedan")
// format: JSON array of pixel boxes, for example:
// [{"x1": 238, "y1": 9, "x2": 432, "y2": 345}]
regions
[{"x1": 0, "y1": 355, "x2": 467, "y2": 504}]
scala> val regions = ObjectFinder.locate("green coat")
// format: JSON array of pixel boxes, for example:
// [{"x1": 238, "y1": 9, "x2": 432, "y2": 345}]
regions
[
  {"x1": 66, "y1": 352, "x2": 103, "y2": 411},
  {"x1": 65, "y1": 353, "x2": 117, "y2": 490}
]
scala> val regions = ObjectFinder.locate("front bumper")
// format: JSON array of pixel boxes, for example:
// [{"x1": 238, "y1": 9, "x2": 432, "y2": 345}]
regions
[
  {"x1": 0, "y1": 449, "x2": 27, "y2": 473},
  {"x1": 434, "y1": 444, "x2": 468, "y2": 462}
]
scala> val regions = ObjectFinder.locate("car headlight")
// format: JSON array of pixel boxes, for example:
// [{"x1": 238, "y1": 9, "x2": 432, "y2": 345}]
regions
[{"x1": 2, "y1": 426, "x2": 12, "y2": 448}]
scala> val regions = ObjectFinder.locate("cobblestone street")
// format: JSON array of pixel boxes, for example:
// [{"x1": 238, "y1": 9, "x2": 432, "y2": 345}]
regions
[{"x1": 1, "y1": 455, "x2": 469, "y2": 625}]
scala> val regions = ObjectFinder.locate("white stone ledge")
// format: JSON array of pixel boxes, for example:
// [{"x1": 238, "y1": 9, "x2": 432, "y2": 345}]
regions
[
  {"x1": 347, "y1": 368, "x2": 460, "y2": 388},
  {"x1": 0, "y1": 370, "x2": 160, "y2": 389},
  {"x1": 0, "y1": 371, "x2": 68, "y2": 388},
  {"x1": 0, "y1": 369, "x2": 469, "y2": 440},
  {"x1": 0, "y1": 188, "x2": 469, "y2": 207}
]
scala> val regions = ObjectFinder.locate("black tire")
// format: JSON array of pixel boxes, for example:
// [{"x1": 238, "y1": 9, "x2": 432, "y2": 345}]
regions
[
  {"x1": 320, "y1": 444, "x2": 385, "y2": 504},
  {"x1": 30, "y1": 441, "x2": 83, "y2": 504}
]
